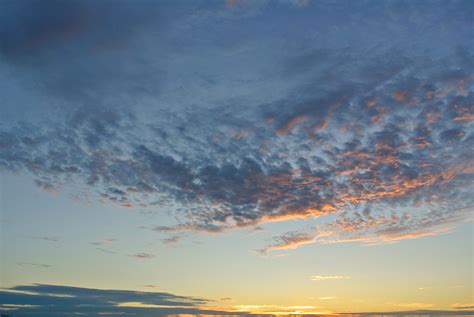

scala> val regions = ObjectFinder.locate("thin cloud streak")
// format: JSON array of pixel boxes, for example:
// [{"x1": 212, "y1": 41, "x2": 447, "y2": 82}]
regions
[
  {"x1": 129, "y1": 253, "x2": 155, "y2": 260},
  {"x1": 311, "y1": 275, "x2": 351, "y2": 281}
]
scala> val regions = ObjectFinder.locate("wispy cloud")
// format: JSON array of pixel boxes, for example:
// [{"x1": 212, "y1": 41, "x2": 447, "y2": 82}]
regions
[
  {"x1": 144, "y1": 285, "x2": 158, "y2": 288},
  {"x1": 452, "y1": 303, "x2": 474, "y2": 310},
  {"x1": 258, "y1": 231, "x2": 316, "y2": 254},
  {"x1": 310, "y1": 275, "x2": 351, "y2": 281},
  {"x1": 16, "y1": 262, "x2": 51, "y2": 269},
  {"x1": 161, "y1": 236, "x2": 181, "y2": 246},
  {"x1": 90, "y1": 238, "x2": 117, "y2": 246},
  {"x1": 32, "y1": 236, "x2": 60, "y2": 243},
  {"x1": 96, "y1": 247, "x2": 116, "y2": 254},
  {"x1": 129, "y1": 253, "x2": 155, "y2": 260}
]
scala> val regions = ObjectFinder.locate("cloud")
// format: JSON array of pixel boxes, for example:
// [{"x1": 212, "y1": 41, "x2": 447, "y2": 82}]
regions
[
  {"x1": 90, "y1": 238, "x2": 117, "y2": 246},
  {"x1": 0, "y1": 0, "x2": 473, "y2": 253},
  {"x1": 310, "y1": 275, "x2": 350, "y2": 281},
  {"x1": 32, "y1": 236, "x2": 60, "y2": 243},
  {"x1": 16, "y1": 262, "x2": 51, "y2": 269},
  {"x1": 161, "y1": 236, "x2": 180, "y2": 246},
  {"x1": 96, "y1": 248, "x2": 116, "y2": 254},
  {"x1": 258, "y1": 231, "x2": 316, "y2": 254},
  {"x1": 0, "y1": 284, "x2": 232, "y2": 317},
  {"x1": 389, "y1": 303, "x2": 434, "y2": 308},
  {"x1": 91, "y1": 239, "x2": 117, "y2": 254},
  {"x1": 129, "y1": 253, "x2": 155, "y2": 260},
  {"x1": 452, "y1": 303, "x2": 474, "y2": 310}
]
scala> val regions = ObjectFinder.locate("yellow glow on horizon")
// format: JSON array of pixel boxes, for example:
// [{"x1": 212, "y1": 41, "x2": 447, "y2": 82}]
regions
[{"x1": 231, "y1": 304, "x2": 335, "y2": 315}]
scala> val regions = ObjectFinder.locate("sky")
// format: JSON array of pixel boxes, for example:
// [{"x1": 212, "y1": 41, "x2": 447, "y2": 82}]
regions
[{"x1": 0, "y1": 0, "x2": 473, "y2": 316}]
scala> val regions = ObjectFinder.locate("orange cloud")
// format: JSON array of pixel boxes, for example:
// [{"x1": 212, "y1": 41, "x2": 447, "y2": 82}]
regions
[
  {"x1": 453, "y1": 113, "x2": 474, "y2": 122},
  {"x1": 276, "y1": 115, "x2": 310, "y2": 135}
]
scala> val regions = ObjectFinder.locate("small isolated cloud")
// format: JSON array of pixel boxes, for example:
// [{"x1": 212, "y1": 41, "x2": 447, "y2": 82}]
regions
[
  {"x1": 16, "y1": 262, "x2": 51, "y2": 269},
  {"x1": 96, "y1": 247, "x2": 116, "y2": 254},
  {"x1": 129, "y1": 253, "x2": 155, "y2": 260},
  {"x1": 289, "y1": 0, "x2": 311, "y2": 8},
  {"x1": 33, "y1": 236, "x2": 60, "y2": 242},
  {"x1": 318, "y1": 296, "x2": 336, "y2": 300},
  {"x1": 249, "y1": 226, "x2": 264, "y2": 235},
  {"x1": 258, "y1": 231, "x2": 315, "y2": 254},
  {"x1": 161, "y1": 236, "x2": 180, "y2": 246},
  {"x1": 92, "y1": 239, "x2": 117, "y2": 254},
  {"x1": 90, "y1": 238, "x2": 117, "y2": 246},
  {"x1": 310, "y1": 275, "x2": 350, "y2": 281}
]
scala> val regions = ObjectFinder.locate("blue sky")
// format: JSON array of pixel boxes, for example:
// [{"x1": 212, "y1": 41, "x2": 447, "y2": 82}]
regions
[{"x1": 0, "y1": 0, "x2": 473, "y2": 315}]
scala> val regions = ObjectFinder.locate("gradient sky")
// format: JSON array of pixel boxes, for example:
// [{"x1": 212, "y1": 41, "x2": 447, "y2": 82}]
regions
[{"x1": 0, "y1": 0, "x2": 473, "y2": 316}]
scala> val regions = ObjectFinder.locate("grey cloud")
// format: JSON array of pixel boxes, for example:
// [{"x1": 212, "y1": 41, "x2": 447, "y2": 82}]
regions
[
  {"x1": 440, "y1": 128, "x2": 466, "y2": 143},
  {"x1": 32, "y1": 236, "x2": 60, "y2": 243},
  {"x1": 90, "y1": 238, "x2": 117, "y2": 246},
  {"x1": 162, "y1": 236, "x2": 181, "y2": 245},
  {"x1": 96, "y1": 248, "x2": 116, "y2": 254},
  {"x1": 0, "y1": 284, "x2": 224, "y2": 317},
  {"x1": 16, "y1": 263, "x2": 51, "y2": 269},
  {"x1": 130, "y1": 253, "x2": 156, "y2": 259},
  {"x1": 258, "y1": 231, "x2": 316, "y2": 254}
]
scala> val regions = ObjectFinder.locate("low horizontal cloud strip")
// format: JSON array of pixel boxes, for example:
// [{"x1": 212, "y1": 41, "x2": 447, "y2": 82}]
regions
[
  {"x1": 0, "y1": 284, "x2": 227, "y2": 317},
  {"x1": 310, "y1": 275, "x2": 351, "y2": 281}
]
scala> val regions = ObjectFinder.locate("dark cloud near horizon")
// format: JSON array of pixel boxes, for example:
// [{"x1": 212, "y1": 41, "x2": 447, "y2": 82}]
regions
[
  {"x1": 0, "y1": 284, "x2": 224, "y2": 317},
  {"x1": 0, "y1": 0, "x2": 473, "y2": 251}
]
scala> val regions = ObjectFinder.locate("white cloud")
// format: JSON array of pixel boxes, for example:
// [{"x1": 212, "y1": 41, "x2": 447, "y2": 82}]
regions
[{"x1": 310, "y1": 275, "x2": 350, "y2": 281}]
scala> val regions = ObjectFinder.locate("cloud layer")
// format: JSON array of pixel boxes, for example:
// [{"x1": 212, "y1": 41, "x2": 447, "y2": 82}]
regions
[{"x1": 0, "y1": 0, "x2": 473, "y2": 252}]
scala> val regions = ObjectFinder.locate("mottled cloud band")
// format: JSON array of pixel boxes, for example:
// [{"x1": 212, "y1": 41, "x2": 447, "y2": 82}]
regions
[{"x1": 0, "y1": 0, "x2": 473, "y2": 252}]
